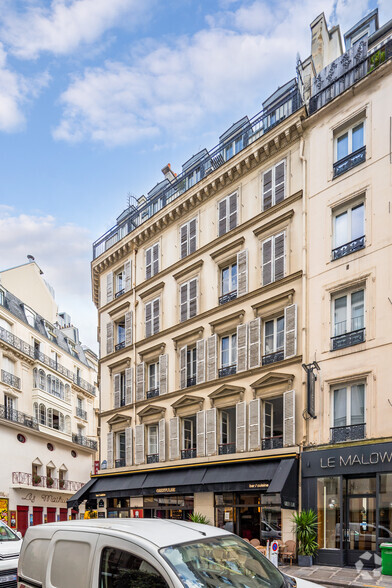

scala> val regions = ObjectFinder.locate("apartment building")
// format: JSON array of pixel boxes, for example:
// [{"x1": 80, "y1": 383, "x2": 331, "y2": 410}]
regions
[{"x1": 0, "y1": 259, "x2": 98, "y2": 535}]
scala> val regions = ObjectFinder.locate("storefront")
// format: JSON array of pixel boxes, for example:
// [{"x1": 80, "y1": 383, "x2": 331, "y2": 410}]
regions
[{"x1": 302, "y1": 441, "x2": 392, "y2": 567}]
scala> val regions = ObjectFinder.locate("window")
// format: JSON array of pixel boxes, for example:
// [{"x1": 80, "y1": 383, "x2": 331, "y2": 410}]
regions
[
  {"x1": 332, "y1": 201, "x2": 365, "y2": 259},
  {"x1": 218, "y1": 193, "x2": 237, "y2": 236},
  {"x1": 115, "y1": 270, "x2": 124, "y2": 297},
  {"x1": 180, "y1": 279, "x2": 197, "y2": 322},
  {"x1": 182, "y1": 415, "x2": 196, "y2": 459},
  {"x1": 262, "y1": 232, "x2": 285, "y2": 285},
  {"x1": 116, "y1": 431, "x2": 126, "y2": 467},
  {"x1": 115, "y1": 319, "x2": 125, "y2": 350},
  {"x1": 263, "y1": 397, "x2": 283, "y2": 449},
  {"x1": 148, "y1": 425, "x2": 158, "y2": 458},
  {"x1": 0, "y1": 316, "x2": 11, "y2": 332},
  {"x1": 24, "y1": 306, "x2": 36, "y2": 327},
  {"x1": 264, "y1": 316, "x2": 284, "y2": 360},
  {"x1": 334, "y1": 121, "x2": 365, "y2": 177},
  {"x1": 186, "y1": 166, "x2": 201, "y2": 189},
  {"x1": 145, "y1": 243, "x2": 159, "y2": 280},
  {"x1": 145, "y1": 297, "x2": 160, "y2": 337},
  {"x1": 4, "y1": 394, "x2": 14, "y2": 417},
  {"x1": 180, "y1": 218, "x2": 197, "y2": 259},
  {"x1": 219, "y1": 407, "x2": 236, "y2": 454},
  {"x1": 46, "y1": 323, "x2": 56, "y2": 342},
  {"x1": 331, "y1": 383, "x2": 365, "y2": 442},
  {"x1": 219, "y1": 333, "x2": 237, "y2": 377},
  {"x1": 147, "y1": 362, "x2": 159, "y2": 398},
  {"x1": 0, "y1": 289, "x2": 4, "y2": 306},
  {"x1": 332, "y1": 289, "x2": 365, "y2": 350},
  {"x1": 187, "y1": 347, "x2": 196, "y2": 386},
  {"x1": 262, "y1": 160, "x2": 285, "y2": 210},
  {"x1": 220, "y1": 262, "x2": 237, "y2": 303},
  {"x1": 99, "y1": 546, "x2": 168, "y2": 588},
  {"x1": 225, "y1": 136, "x2": 243, "y2": 161}
]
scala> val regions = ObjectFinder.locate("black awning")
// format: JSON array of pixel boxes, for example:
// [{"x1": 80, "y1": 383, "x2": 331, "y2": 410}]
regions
[
  {"x1": 202, "y1": 460, "x2": 279, "y2": 492},
  {"x1": 266, "y1": 458, "x2": 298, "y2": 509},
  {"x1": 67, "y1": 477, "x2": 97, "y2": 508},
  {"x1": 90, "y1": 473, "x2": 147, "y2": 498},
  {"x1": 143, "y1": 467, "x2": 206, "y2": 494}
]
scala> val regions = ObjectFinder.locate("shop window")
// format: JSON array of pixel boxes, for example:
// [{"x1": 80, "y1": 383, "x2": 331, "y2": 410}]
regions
[
  {"x1": 317, "y1": 477, "x2": 341, "y2": 549},
  {"x1": 143, "y1": 495, "x2": 194, "y2": 521},
  {"x1": 332, "y1": 200, "x2": 365, "y2": 260},
  {"x1": 263, "y1": 316, "x2": 284, "y2": 364},
  {"x1": 331, "y1": 289, "x2": 365, "y2": 350},
  {"x1": 379, "y1": 474, "x2": 392, "y2": 546},
  {"x1": 333, "y1": 120, "x2": 366, "y2": 178},
  {"x1": 331, "y1": 383, "x2": 365, "y2": 443},
  {"x1": 219, "y1": 333, "x2": 237, "y2": 378},
  {"x1": 262, "y1": 397, "x2": 283, "y2": 450},
  {"x1": 181, "y1": 416, "x2": 196, "y2": 459},
  {"x1": 218, "y1": 407, "x2": 236, "y2": 455},
  {"x1": 147, "y1": 425, "x2": 159, "y2": 464}
]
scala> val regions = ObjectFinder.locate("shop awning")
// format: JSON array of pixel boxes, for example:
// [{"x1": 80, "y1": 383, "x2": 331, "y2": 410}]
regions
[
  {"x1": 202, "y1": 460, "x2": 279, "y2": 492},
  {"x1": 67, "y1": 477, "x2": 97, "y2": 509},
  {"x1": 90, "y1": 473, "x2": 147, "y2": 498},
  {"x1": 266, "y1": 458, "x2": 298, "y2": 509},
  {"x1": 143, "y1": 467, "x2": 207, "y2": 494}
]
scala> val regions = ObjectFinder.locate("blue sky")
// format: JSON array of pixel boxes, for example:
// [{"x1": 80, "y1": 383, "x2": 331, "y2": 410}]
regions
[{"x1": 0, "y1": 0, "x2": 389, "y2": 351}]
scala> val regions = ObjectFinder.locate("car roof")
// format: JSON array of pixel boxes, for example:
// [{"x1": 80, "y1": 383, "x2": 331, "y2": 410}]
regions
[{"x1": 31, "y1": 519, "x2": 229, "y2": 548}]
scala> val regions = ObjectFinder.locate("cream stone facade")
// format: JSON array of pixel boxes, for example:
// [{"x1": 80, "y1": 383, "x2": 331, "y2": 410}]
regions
[{"x1": 0, "y1": 260, "x2": 98, "y2": 535}]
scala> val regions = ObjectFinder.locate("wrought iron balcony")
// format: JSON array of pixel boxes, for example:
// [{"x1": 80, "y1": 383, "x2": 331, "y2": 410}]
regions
[
  {"x1": 262, "y1": 436, "x2": 283, "y2": 450},
  {"x1": 331, "y1": 328, "x2": 365, "y2": 351},
  {"x1": 1, "y1": 370, "x2": 21, "y2": 390},
  {"x1": 147, "y1": 453, "x2": 159, "y2": 464},
  {"x1": 330, "y1": 423, "x2": 366, "y2": 444},
  {"x1": 147, "y1": 387, "x2": 159, "y2": 399},
  {"x1": 186, "y1": 376, "x2": 196, "y2": 388},
  {"x1": 262, "y1": 350, "x2": 284, "y2": 366},
  {"x1": 72, "y1": 433, "x2": 97, "y2": 451},
  {"x1": 219, "y1": 290, "x2": 237, "y2": 305},
  {"x1": 73, "y1": 375, "x2": 96, "y2": 396},
  {"x1": 12, "y1": 472, "x2": 84, "y2": 492},
  {"x1": 332, "y1": 236, "x2": 365, "y2": 260},
  {"x1": 76, "y1": 407, "x2": 87, "y2": 420},
  {"x1": 218, "y1": 364, "x2": 237, "y2": 378},
  {"x1": 333, "y1": 146, "x2": 366, "y2": 178},
  {"x1": 181, "y1": 448, "x2": 196, "y2": 459},
  {"x1": 115, "y1": 341, "x2": 126, "y2": 351},
  {"x1": 0, "y1": 326, "x2": 35, "y2": 361},
  {"x1": 0, "y1": 405, "x2": 38, "y2": 430},
  {"x1": 115, "y1": 288, "x2": 125, "y2": 299},
  {"x1": 115, "y1": 458, "x2": 125, "y2": 468},
  {"x1": 218, "y1": 443, "x2": 236, "y2": 455}
]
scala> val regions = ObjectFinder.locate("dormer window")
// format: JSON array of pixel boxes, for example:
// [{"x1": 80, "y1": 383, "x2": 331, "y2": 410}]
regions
[
  {"x1": 24, "y1": 306, "x2": 36, "y2": 327},
  {"x1": 45, "y1": 323, "x2": 56, "y2": 342}
]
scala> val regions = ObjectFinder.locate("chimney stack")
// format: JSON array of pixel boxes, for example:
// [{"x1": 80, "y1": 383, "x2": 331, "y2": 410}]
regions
[{"x1": 161, "y1": 163, "x2": 177, "y2": 182}]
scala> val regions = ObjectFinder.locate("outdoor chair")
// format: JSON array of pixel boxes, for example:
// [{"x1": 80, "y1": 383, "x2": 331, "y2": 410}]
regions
[{"x1": 281, "y1": 540, "x2": 296, "y2": 565}]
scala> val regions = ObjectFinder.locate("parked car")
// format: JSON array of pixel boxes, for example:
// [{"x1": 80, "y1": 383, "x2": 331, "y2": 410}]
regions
[
  {"x1": 261, "y1": 520, "x2": 282, "y2": 545},
  {"x1": 17, "y1": 519, "x2": 322, "y2": 587},
  {"x1": 0, "y1": 521, "x2": 22, "y2": 587}
]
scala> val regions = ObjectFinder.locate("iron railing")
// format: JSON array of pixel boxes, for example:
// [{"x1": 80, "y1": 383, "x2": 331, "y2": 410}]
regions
[
  {"x1": 332, "y1": 235, "x2": 365, "y2": 260},
  {"x1": 187, "y1": 376, "x2": 196, "y2": 388},
  {"x1": 1, "y1": 370, "x2": 21, "y2": 390},
  {"x1": 147, "y1": 388, "x2": 159, "y2": 399},
  {"x1": 218, "y1": 364, "x2": 237, "y2": 378},
  {"x1": 115, "y1": 289, "x2": 125, "y2": 299},
  {"x1": 219, "y1": 290, "x2": 237, "y2": 305},
  {"x1": 73, "y1": 375, "x2": 96, "y2": 396},
  {"x1": 115, "y1": 458, "x2": 125, "y2": 468},
  {"x1": 115, "y1": 341, "x2": 126, "y2": 352},
  {"x1": 12, "y1": 472, "x2": 84, "y2": 492},
  {"x1": 76, "y1": 407, "x2": 87, "y2": 420},
  {"x1": 218, "y1": 443, "x2": 236, "y2": 455},
  {"x1": 147, "y1": 453, "x2": 159, "y2": 464},
  {"x1": 0, "y1": 405, "x2": 38, "y2": 430},
  {"x1": 262, "y1": 436, "x2": 283, "y2": 450},
  {"x1": 72, "y1": 434, "x2": 98, "y2": 451},
  {"x1": 262, "y1": 350, "x2": 284, "y2": 366},
  {"x1": 330, "y1": 423, "x2": 366, "y2": 443},
  {"x1": 331, "y1": 327, "x2": 365, "y2": 351},
  {"x1": 93, "y1": 84, "x2": 303, "y2": 259},
  {"x1": 333, "y1": 146, "x2": 366, "y2": 178},
  {"x1": 181, "y1": 448, "x2": 196, "y2": 459}
]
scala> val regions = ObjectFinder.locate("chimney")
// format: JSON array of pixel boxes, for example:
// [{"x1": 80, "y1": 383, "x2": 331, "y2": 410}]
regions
[
  {"x1": 161, "y1": 163, "x2": 177, "y2": 182},
  {"x1": 27, "y1": 255, "x2": 35, "y2": 263}
]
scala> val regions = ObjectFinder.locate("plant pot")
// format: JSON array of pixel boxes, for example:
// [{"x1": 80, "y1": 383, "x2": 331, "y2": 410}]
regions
[{"x1": 298, "y1": 555, "x2": 313, "y2": 567}]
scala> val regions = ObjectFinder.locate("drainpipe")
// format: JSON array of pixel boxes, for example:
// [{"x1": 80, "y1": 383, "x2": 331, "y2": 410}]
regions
[
  {"x1": 299, "y1": 135, "x2": 307, "y2": 512},
  {"x1": 132, "y1": 246, "x2": 138, "y2": 438}
]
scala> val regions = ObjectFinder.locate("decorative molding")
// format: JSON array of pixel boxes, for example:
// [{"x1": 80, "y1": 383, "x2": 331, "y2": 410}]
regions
[
  {"x1": 108, "y1": 301, "x2": 130, "y2": 318},
  {"x1": 173, "y1": 259, "x2": 204, "y2": 282},
  {"x1": 138, "y1": 281, "x2": 165, "y2": 301},
  {"x1": 251, "y1": 289, "x2": 295, "y2": 317},
  {"x1": 107, "y1": 413, "x2": 132, "y2": 429},
  {"x1": 208, "y1": 384, "x2": 245, "y2": 406},
  {"x1": 253, "y1": 209, "x2": 295, "y2": 238},
  {"x1": 138, "y1": 342, "x2": 166, "y2": 361},
  {"x1": 210, "y1": 237, "x2": 245, "y2": 261},
  {"x1": 171, "y1": 394, "x2": 204, "y2": 415},
  {"x1": 137, "y1": 404, "x2": 166, "y2": 422},
  {"x1": 209, "y1": 309, "x2": 245, "y2": 334},
  {"x1": 172, "y1": 327, "x2": 204, "y2": 351}
]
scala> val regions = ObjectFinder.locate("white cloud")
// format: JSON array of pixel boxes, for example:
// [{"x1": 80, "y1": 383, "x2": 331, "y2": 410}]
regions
[{"x1": 0, "y1": 211, "x2": 97, "y2": 351}]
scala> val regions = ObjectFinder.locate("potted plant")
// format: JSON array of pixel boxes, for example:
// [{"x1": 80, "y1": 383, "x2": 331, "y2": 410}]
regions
[
  {"x1": 32, "y1": 474, "x2": 41, "y2": 486},
  {"x1": 46, "y1": 476, "x2": 54, "y2": 488},
  {"x1": 59, "y1": 479, "x2": 65, "y2": 489},
  {"x1": 188, "y1": 512, "x2": 211, "y2": 525},
  {"x1": 292, "y1": 509, "x2": 318, "y2": 566}
]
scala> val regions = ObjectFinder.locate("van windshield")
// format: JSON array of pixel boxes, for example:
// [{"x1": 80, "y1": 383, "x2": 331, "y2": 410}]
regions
[
  {"x1": 160, "y1": 535, "x2": 285, "y2": 588},
  {"x1": 0, "y1": 522, "x2": 19, "y2": 541}
]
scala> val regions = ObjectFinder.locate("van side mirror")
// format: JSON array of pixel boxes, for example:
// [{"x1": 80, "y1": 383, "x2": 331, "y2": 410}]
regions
[{"x1": 16, "y1": 531, "x2": 22, "y2": 539}]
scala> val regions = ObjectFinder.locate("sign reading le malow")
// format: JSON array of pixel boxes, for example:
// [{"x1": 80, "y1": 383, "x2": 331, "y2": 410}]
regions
[{"x1": 302, "y1": 442, "x2": 392, "y2": 477}]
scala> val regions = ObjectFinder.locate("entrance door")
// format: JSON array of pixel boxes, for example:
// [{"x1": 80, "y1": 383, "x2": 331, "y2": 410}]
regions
[
  {"x1": 47, "y1": 508, "x2": 56, "y2": 523},
  {"x1": 17, "y1": 506, "x2": 28, "y2": 536},
  {"x1": 344, "y1": 477, "x2": 377, "y2": 567},
  {"x1": 33, "y1": 507, "x2": 43, "y2": 526}
]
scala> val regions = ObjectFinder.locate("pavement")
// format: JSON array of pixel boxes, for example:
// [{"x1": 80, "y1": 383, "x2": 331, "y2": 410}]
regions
[{"x1": 280, "y1": 564, "x2": 392, "y2": 587}]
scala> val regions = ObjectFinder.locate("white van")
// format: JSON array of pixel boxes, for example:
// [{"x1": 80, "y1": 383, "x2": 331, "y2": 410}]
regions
[{"x1": 17, "y1": 519, "x2": 321, "y2": 588}]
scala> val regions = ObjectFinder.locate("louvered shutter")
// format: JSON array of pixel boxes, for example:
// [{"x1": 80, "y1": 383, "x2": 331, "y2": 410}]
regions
[
  {"x1": 262, "y1": 238, "x2": 273, "y2": 286},
  {"x1": 196, "y1": 339, "x2": 205, "y2": 384},
  {"x1": 283, "y1": 389, "x2": 295, "y2": 447},
  {"x1": 262, "y1": 169, "x2": 273, "y2": 210},
  {"x1": 152, "y1": 243, "x2": 159, "y2": 275},
  {"x1": 136, "y1": 362, "x2": 145, "y2": 402},
  {"x1": 180, "y1": 283, "x2": 188, "y2": 322},
  {"x1": 236, "y1": 324, "x2": 248, "y2": 372},
  {"x1": 284, "y1": 304, "x2": 297, "y2": 359},
  {"x1": 145, "y1": 302, "x2": 152, "y2": 338},
  {"x1": 145, "y1": 247, "x2": 152, "y2": 280},
  {"x1": 159, "y1": 418, "x2": 166, "y2": 462},
  {"x1": 106, "y1": 272, "x2": 113, "y2": 304},
  {"x1": 229, "y1": 193, "x2": 238, "y2": 230},
  {"x1": 248, "y1": 318, "x2": 261, "y2": 369},
  {"x1": 124, "y1": 259, "x2": 132, "y2": 292},
  {"x1": 248, "y1": 398, "x2": 261, "y2": 451},
  {"x1": 135, "y1": 424, "x2": 145, "y2": 465},
  {"x1": 218, "y1": 198, "x2": 227, "y2": 236},
  {"x1": 113, "y1": 374, "x2": 121, "y2": 409},
  {"x1": 196, "y1": 410, "x2": 206, "y2": 457},
  {"x1": 236, "y1": 401, "x2": 247, "y2": 453},
  {"x1": 106, "y1": 321, "x2": 114, "y2": 355},
  {"x1": 206, "y1": 408, "x2": 217, "y2": 456},
  {"x1": 125, "y1": 311, "x2": 132, "y2": 346},
  {"x1": 159, "y1": 353, "x2": 168, "y2": 395},
  {"x1": 153, "y1": 298, "x2": 160, "y2": 334},
  {"x1": 189, "y1": 218, "x2": 197, "y2": 254},
  {"x1": 125, "y1": 427, "x2": 133, "y2": 466},
  {"x1": 180, "y1": 346, "x2": 187, "y2": 389},
  {"x1": 206, "y1": 334, "x2": 217, "y2": 381},
  {"x1": 274, "y1": 232, "x2": 285, "y2": 281},
  {"x1": 189, "y1": 278, "x2": 197, "y2": 318},
  {"x1": 169, "y1": 417, "x2": 180, "y2": 460},
  {"x1": 274, "y1": 160, "x2": 285, "y2": 204},
  {"x1": 237, "y1": 249, "x2": 248, "y2": 296},
  {"x1": 180, "y1": 224, "x2": 188, "y2": 259},
  {"x1": 125, "y1": 367, "x2": 133, "y2": 405},
  {"x1": 107, "y1": 431, "x2": 114, "y2": 468}
]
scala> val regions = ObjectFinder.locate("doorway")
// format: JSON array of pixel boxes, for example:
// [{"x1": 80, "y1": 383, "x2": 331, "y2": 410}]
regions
[{"x1": 344, "y1": 477, "x2": 376, "y2": 566}]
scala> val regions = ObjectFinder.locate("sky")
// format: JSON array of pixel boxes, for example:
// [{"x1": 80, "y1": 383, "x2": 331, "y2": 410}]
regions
[{"x1": 0, "y1": 0, "x2": 390, "y2": 352}]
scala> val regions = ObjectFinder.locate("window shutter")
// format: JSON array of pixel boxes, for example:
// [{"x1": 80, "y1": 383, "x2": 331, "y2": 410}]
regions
[
  {"x1": 196, "y1": 410, "x2": 206, "y2": 457},
  {"x1": 152, "y1": 243, "x2": 160, "y2": 276},
  {"x1": 248, "y1": 398, "x2": 261, "y2": 451},
  {"x1": 206, "y1": 407, "x2": 217, "y2": 456},
  {"x1": 136, "y1": 362, "x2": 145, "y2": 402},
  {"x1": 262, "y1": 169, "x2": 273, "y2": 210},
  {"x1": 180, "y1": 224, "x2": 188, "y2": 259},
  {"x1": 159, "y1": 353, "x2": 168, "y2": 395},
  {"x1": 248, "y1": 318, "x2": 261, "y2": 369},
  {"x1": 159, "y1": 418, "x2": 166, "y2": 462},
  {"x1": 237, "y1": 249, "x2": 248, "y2": 297},
  {"x1": 189, "y1": 278, "x2": 197, "y2": 318},
  {"x1": 47, "y1": 408, "x2": 53, "y2": 429},
  {"x1": 107, "y1": 431, "x2": 114, "y2": 468},
  {"x1": 229, "y1": 193, "x2": 238, "y2": 230},
  {"x1": 169, "y1": 417, "x2": 180, "y2": 460},
  {"x1": 106, "y1": 272, "x2": 113, "y2": 303},
  {"x1": 124, "y1": 259, "x2": 132, "y2": 292},
  {"x1": 218, "y1": 198, "x2": 227, "y2": 236},
  {"x1": 196, "y1": 339, "x2": 205, "y2": 384},
  {"x1": 135, "y1": 424, "x2": 145, "y2": 465},
  {"x1": 274, "y1": 232, "x2": 285, "y2": 282},
  {"x1": 125, "y1": 367, "x2": 133, "y2": 405},
  {"x1": 262, "y1": 238, "x2": 273, "y2": 286},
  {"x1": 145, "y1": 302, "x2": 152, "y2": 338},
  {"x1": 236, "y1": 324, "x2": 248, "y2": 372},
  {"x1": 180, "y1": 346, "x2": 187, "y2": 389},
  {"x1": 152, "y1": 298, "x2": 160, "y2": 334},
  {"x1": 206, "y1": 334, "x2": 217, "y2": 381},
  {"x1": 283, "y1": 389, "x2": 295, "y2": 447},
  {"x1": 189, "y1": 218, "x2": 197, "y2": 254},
  {"x1": 274, "y1": 160, "x2": 285, "y2": 204},
  {"x1": 125, "y1": 311, "x2": 133, "y2": 346},
  {"x1": 113, "y1": 374, "x2": 121, "y2": 409},
  {"x1": 125, "y1": 427, "x2": 133, "y2": 466},
  {"x1": 106, "y1": 321, "x2": 114, "y2": 355},
  {"x1": 236, "y1": 401, "x2": 247, "y2": 453},
  {"x1": 284, "y1": 303, "x2": 297, "y2": 359},
  {"x1": 180, "y1": 283, "x2": 188, "y2": 323},
  {"x1": 145, "y1": 247, "x2": 152, "y2": 280}
]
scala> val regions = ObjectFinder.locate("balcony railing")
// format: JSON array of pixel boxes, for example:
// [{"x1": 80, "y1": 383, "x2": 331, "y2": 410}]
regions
[
  {"x1": 181, "y1": 448, "x2": 196, "y2": 459},
  {"x1": 147, "y1": 453, "x2": 159, "y2": 464},
  {"x1": 93, "y1": 84, "x2": 302, "y2": 259},
  {"x1": 262, "y1": 436, "x2": 283, "y2": 450},
  {"x1": 218, "y1": 364, "x2": 237, "y2": 378},
  {"x1": 219, "y1": 290, "x2": 237, "y2": 305},
  {"x1": 0, "y1": 405, "x2": 38, "y2": 430},
  {"x1": 187, "y1": 376, "x2": 196, "y2": 388},
  {"x1": 333, "y1": 146, "x2": 366, "y2": 178},
  {"x1": 147, "y1": 388, "x2": 159, "y2": 399},
  {"x1": 1, "y1": 370, "x2": 21, "y2": 390},
  {"x1": 262, "y1": 350, "x2": 284, "y2": 366},
  {"x1": 73, "y1": 375, "x2": 96, "y2": 396},
  {"x1": 331, "y1": 327, "x2": 365, "y2": 351},
  {"x1": 115, "y1": 289, "x2": 125, "y2": 299},
  {"x1": 76, "y1": 407, "x2": 87, "y2": 420},
  {"x1": 12, "y1": 472, "x2": 84, "y2": 492},
  {"x1": 72, "y1": 434, "x2": 97, "y2": 451},
  {"x1": 332, "y1": 235, "x2": 365, "y2": 260},
  {"x1": 218, "y1": 443, "x2": 236, "y2": 455},
  {"x1": 115, "y1": 341, "x2": 126, "y2": 352},
  {"x1": 330, "y1": 423, "x2": 366, "y2": 444},
  {"x1": 115, "y1": 458, "x2": 125, "y2": 468}
]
